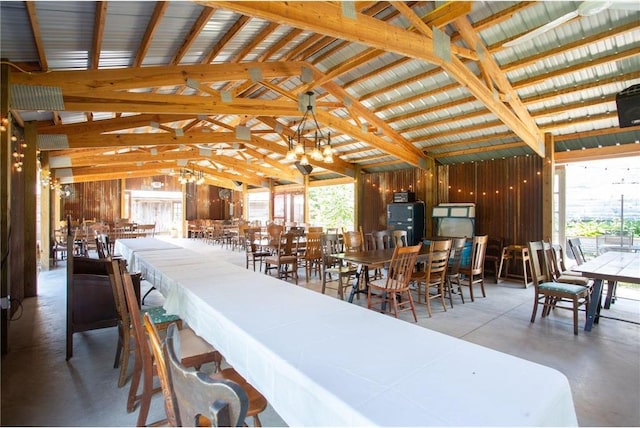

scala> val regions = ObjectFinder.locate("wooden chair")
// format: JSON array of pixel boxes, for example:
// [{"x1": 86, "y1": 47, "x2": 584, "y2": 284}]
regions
[
  {"x1": 459, "y1": 235, "x2": 489, "y2": 302},
  {"x1": 244, "y1": 228, "x2": 270, "y2": 272},
  {"x1": 528, "y1": 241, "x2": 590, "y2": 335},
  {"x1": 146, "y1": 316, "x2": 268, "y2": 427},
  {"x1": 567, "y1": 237, "x2": 587, "y2": 265},
  {"x1": 106, "y1": 258, "x2": 183, "y2": 388},
  {"x1": 368, "y1": 230, "x2": 393, "y2": 280},
  {"x1": 164, "y1": 323, "x2": 269, "y2": 427},
  {"x1": 392, "y1": 230, "x2": 408, "y2": 247},
  {"x1": 413, "y1": 239, "x2": 452, "y2": 317},
  {"x1": 445, "y1": 237, "x2": 468, "y2": 306},
  {"x1": 301, "y1": 232, "x2": 323, "y2": 281},
  {"x1": 264, "y1": 232, "x2": 299, "y2": 284},
  {"x1": 484, "y1": 237, "x2": 504, "y2": 283},
  {"x1": 51, "y1": 232, "x2": 67, "y2": 265},
  {"x1": 367, "y1": 243, "x2": 422, "y2": 322},
  {"x1": 545, "y1": 243, "x2": 592, "y2": 287},
  {"x1": 114, "y1": 261, "x2": 222, "y2": 426},
  {"x1": 372, "y1": 230, "x2": 393, "y2": 250},
  {"x1": 321, "y1": 233, "x2": 356, "y2": 300},
  {"x1": 343, "y1": 229, "x2": 365, "y2": 253}
]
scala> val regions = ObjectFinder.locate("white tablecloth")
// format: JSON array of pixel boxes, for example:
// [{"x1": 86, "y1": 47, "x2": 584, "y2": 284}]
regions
[
  {"x1": 122, "y1": 240, "x2": 578, "y2": 426},
  {"x1": 114, "y1": 238, "x2": 181, "y2": 271}
]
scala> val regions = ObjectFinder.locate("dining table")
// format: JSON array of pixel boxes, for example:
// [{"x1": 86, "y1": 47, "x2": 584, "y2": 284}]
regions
[
  {"x1": 117, "y1": 238, "x2": 578, "y2": 426},
  {"x1": 336, "y1": 246, "x2": 438, "y2": 303},
  {"x1": 571, "y1": 251, "x2": 640, "y2": 331}
]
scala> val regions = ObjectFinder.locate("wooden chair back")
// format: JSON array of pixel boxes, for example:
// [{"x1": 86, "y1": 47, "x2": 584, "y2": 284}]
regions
[
  {"x1": 426, "y1": 240, "x2": 452, "y2": 283},
  {"x1": 381, "y1": 243, "x2": 422, "y2": 292},
  {"x1": 468, "y1": 235, "x2": 489, "y2": 274},
  {"x1": 372, "y1": 230, "x2": 393, "y2": 249},
  {"x1": 343, "y1": 230, "x2": 364, "y2": 253},
  {"x1": 165, "y1": 323, "x2": 248, "y2": 427},
  {"x1": 308, "y1": 226, "x2": 323, "y2": 233},
  {"x1": 304, "y1": 232, "x2": 323, "y2": 261},
  {"x1": 321, "y1": 233, "x2": 342, "y2": 261},
  {"x1": 447, "y1": 237, "x2": 467, "y2": 277},
  {"x1": 107, "y1": 258, "x2": 128, "y2": 325},
  {"x1": 392, "y1": 230, "x2": 408, "y2": 247},
  {"x1": 567, "y1": 238, "x2": 587, "y2": 265},
  {"x1": 144, "y1": 313, "x2": 179, "y2": 426},
  {"x1": 528, "y1": 241, "x2": 551, "y2": 286}
]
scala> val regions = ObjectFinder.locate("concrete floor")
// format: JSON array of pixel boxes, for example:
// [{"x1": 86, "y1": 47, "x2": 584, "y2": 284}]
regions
[{"x1": 2, "y1": 237, "x2": 639, "y2": 426}]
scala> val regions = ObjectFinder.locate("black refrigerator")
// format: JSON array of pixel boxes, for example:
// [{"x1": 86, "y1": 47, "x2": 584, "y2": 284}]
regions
[{"x1": 386, "y1": 202, "x2": 425, "y2": 246}]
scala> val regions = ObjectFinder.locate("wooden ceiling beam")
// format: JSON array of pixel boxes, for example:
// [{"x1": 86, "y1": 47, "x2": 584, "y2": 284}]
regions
[
  {"x1": 24, "y1": 2, "x2": 48, "y2": 71},
  {"x1": 555, "y1": 143, "x2": 640, "y2": 163},
  {"x1": 11, "y1": 61, "x2": 308, "y2": 93},
  {"x1": 134, "y1": 1, "x2": 168, "y2": 67},
  {"x1": 172, "y1": 6, "x2": 217, "y2": 65},
  {"x1": 203, "y1": 15, "x2": 251, "y2": 64},
  {"x1": 61, "y1": 91, "x2": 303, "y2": 116},
  {"x1": 513, "y1": 46, "x2": 640, "y2": 90},
  {"x1": 554, "y1": 125, "x2": 640, "y2": 142},
  {"x1": 454, "y1": 16, "x2": 540, "y2": 138},
  {"x1": 37, "y1": 114, "x2": 194, "y2": 135},
  {"x1": 91, "y1": 2, "x2": 107, "y2": 70},
  {"x1": 501, "y1": 20, "x2": 640, "y2": 73}
]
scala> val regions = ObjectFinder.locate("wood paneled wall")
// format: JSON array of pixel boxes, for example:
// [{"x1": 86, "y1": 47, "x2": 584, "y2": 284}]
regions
[
  {"x1": 185, "y1": 183, "x2": 240, "y2": 220},
  {"x1": 61, "y1": 180, "x2": 121, "y2": 223},
  {"x1": 443, "y1": 156, "x2": 543, "y2": 245},
  {"x1": 361, "y1": 155, "x2": 543, "y2": 246},
  {"x1": 361, "y1": 169, "x2": 428, "y2": 232}
]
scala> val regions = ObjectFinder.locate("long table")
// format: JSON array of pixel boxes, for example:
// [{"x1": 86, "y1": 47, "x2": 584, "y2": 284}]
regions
[
  {"x1": 120, "y1": 239, "x2": 578, "y2": 426},
  {"x1": 572, "y1": 251, "x2": 640, "y2": 331},
  {"x1": 114, "y1": 237, "x2": 181, "y2": 271}
]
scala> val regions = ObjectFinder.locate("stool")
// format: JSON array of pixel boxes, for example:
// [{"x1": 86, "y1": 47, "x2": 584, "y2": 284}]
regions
[{"x1": 497, "y1": 245, "x2": 533, "y2": 288}]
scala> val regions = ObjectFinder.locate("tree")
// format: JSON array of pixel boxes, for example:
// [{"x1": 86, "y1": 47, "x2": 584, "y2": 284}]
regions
[{"x1": 308, "y1": 184, "x2": 354, "y2": 230}]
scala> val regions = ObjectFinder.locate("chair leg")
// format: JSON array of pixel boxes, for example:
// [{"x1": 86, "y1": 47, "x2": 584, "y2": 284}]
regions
[
  {"x1": 118, "y1": 331, "x2": 131, "y2": 388},
  {"x1": 253, "y1": 414, "x2": 262, "y2": 427},
  {"x1": 531, "y1": 296, "x2": 539, "y2": 323},
  {"x1": 407, "y1": 291, "x2": 418, "y2": 322},
  {"x1": 439, "y1": 283, "x2": 447, "y2": 313},
  {"x1": 127, "y1": 353, "x2": 142, "y2": 413},
  {"x1": 469, "y1": 278, "x2": 475, "y2": 302},
  {"x1": 445, "y1": 278, "x2": 454, "y2": 308},
  {"x1": 573, "y1": 297, "x2": 579, "y2": 335}
]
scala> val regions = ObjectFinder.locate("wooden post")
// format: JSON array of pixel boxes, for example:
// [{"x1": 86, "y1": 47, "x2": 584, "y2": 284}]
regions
[
  {"x1": 39, "y1": 152, "x2": 51, "y2": 269},
  {"x1": 542, "y1": 133, "x2": 555, "y2": 241},
  {"x1": 1, "y1": 59, "x2": 10, "y2": 355},
  {"x1": 23, "y1": 121, "x2": 38, "y2": 297},
  {"x1": 241, "y1": 182, "x2": 248, "y2": 220},
  {"x1": 354, "y1": 165, "x2": 363, "y2": 231},
  {"x1": 303, "y1": 174, "x2": 309, "y2": 224}
]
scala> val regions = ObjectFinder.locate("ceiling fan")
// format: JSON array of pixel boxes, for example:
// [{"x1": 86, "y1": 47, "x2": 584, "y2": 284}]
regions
[{"x1": 503, "y1": 1, "x2": 640, "y2": 48}]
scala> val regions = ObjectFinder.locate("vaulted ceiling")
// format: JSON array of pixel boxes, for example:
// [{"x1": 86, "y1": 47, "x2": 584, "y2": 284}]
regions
[{"x1": 1, "y1": 1, "x2": 639, "y2": 189}]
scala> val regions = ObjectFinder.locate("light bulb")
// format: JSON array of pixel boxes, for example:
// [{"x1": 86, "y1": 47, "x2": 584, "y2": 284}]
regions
[
  {"x1": 295, "y1": 144, "x2": 305, "y2": 155},
  {"x1": 300, "y1": 154, "x2": 309, "y2": 166},
  {"x1": 311, "y1": 147, "x2": 322, "y2": 161},
  {"x1": 286, "y1": 150, "x2": 296, "y2": 161}
]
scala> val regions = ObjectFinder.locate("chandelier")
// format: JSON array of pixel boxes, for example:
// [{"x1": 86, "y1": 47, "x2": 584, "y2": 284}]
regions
[
  {"x1": 178, "y1": 168, "x2": 205, "y2": 185},
  {"x1": 285, "y1": 91, "x2": 334, "y2": 165}
]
